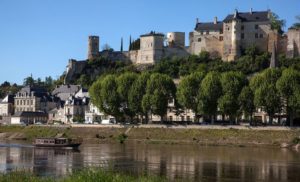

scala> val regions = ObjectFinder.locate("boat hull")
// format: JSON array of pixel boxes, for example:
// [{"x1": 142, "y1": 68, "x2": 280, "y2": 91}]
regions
[{"x1": 33, "y1": 143, "x2": 81, "y2": 148}]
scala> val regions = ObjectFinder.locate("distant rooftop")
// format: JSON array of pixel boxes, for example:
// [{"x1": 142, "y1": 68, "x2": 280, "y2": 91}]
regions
[
  {"x1": 223, "y1": 10, "x2": 270, "y2": 22},
  {"x1": 141, "y1": 31, "x2": 164, "y2": 37},
  {"x1": 195, "y1": 22, "x2": 223, "y2": 32}
]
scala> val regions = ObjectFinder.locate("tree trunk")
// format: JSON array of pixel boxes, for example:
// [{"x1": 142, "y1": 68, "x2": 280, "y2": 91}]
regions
[
  {"x1": 250, "y1": 114, "x2": 253, "y2": 126},
  {"x1": 269, "y1": 115, "x2": 273, "y2": 125},
  {"x1": 211, "y1": 115, "x2": 215, "y2": 125},
  {"x1": 290, "y1": 113, "x2": 294, "y2": 127}
]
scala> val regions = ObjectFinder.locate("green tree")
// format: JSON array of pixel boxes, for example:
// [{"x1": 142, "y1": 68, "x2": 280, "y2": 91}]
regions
[
  {"x1": 238, "y1": 86, "x2": 255, "y2": 125},
  {"x1": 291, "y1": 15, "x2": 300, "y2": 29},
  {"x1": 276, "y1": 68, "x2": 300, "y2": 126},
  {"x1": 250, "y1": 69, "x2": 282, "y2": 125},
  {"x1": 89, "y1": 75, "x2": 121, "y2": 121},
  {"x1": 23, "y1": 76, "x2": 35, "y2": 86},
  {"x1": 128, "y1": 72, "x2": 151, "y2": 123},
  {"x1": 176, "y1": 71, "x2": 206, "y2": 122},
  {"x1": 117, "y1": 72, "x2": 138, "y2": 121},
  {"x1": 198, "y1": 71, "x2": 222, "y2": 124},
  {"x1": 218, "y1": 71, "x2": 247, "y2": 124},
  {"x1": 270, "y1": 12, "x2": 286, "y2": 34},
  {"x1": 142, "y1": 73, "x2": 176, "y2": 123}
]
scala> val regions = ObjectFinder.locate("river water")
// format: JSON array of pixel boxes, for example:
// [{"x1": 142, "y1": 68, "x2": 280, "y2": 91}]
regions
[{"x1": 0, "y1": 142, "x2": 300, "y2": 181}]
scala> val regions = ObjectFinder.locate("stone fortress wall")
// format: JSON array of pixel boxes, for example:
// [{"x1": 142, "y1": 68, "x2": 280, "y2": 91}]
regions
[{"x1": 64, "y1": 9, "x2": 300, "y2": 83}]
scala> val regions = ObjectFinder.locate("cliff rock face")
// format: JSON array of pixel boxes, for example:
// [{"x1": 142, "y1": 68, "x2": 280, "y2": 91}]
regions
[{"x1": 64, "y1": 60, "x2": 87, "y2": 84}]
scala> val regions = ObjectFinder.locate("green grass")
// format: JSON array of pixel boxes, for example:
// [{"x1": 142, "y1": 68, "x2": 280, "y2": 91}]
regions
[
  {"x1": 0, "y1": 125, "x2": 71, "y2": 141},
  {"x1": 0, "y1": 169, "x2": 167, "y2": 182}
]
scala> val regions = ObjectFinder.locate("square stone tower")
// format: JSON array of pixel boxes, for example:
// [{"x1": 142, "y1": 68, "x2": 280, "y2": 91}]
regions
[{"x1": 139, "y1": 32, "x2": 164, "y2": 64}]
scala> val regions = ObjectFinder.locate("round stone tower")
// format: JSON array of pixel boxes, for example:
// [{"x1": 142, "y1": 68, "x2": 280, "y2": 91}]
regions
[
  {"x1": 88, "y1": 36, "x2": 99, "y2": 59},
  {"x1": 167, "y1": 32, "x2": 185, "y2": 48}
]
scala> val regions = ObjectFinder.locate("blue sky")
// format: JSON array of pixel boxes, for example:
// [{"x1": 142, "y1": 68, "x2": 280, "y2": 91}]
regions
[{"x1": 0, "y1": 0, "x2": 299, "y2": 84}]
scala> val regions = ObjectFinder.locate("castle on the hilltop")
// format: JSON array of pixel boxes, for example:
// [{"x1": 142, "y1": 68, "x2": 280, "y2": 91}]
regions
[{"x1": 65, "y1": 9, "x2": 300, "y2": 83}]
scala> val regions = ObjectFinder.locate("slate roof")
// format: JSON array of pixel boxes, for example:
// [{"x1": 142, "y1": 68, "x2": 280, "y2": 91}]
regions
[
  {"x1": 52, "y1": 85, "x2": 81, "y2": 101},
  {"x1": 0, "y1": 94, "x2": 14, "y2": 104},
  {"x1": 223, "y1": 11, "x2": 270, "y2": 22},
  {"x1": 13, "y1": 111, "x2": 48, "y2": 117},
  {"x1": 195, "y1": 22, "x2": 223, "y2": 32},
  {"x1": 141, "y1": 31, "x2": 164, "y2": 37},
  {"x1": 17, "y1": 86, "x2": 56, "y2": 102}
]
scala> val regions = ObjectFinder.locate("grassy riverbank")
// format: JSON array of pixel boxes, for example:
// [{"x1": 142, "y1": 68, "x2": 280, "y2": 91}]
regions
[
  {"x1": 1, "y1": 125, "x2": 300, "y2": 147},
  {"x1": 0, "y1": 169, "x2": 166, "y2": 182}
]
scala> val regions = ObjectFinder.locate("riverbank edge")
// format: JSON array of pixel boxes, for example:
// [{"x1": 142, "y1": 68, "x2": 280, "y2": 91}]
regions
[
  {"x1": 0, "y1": 125, "x2": 300, "y2": 148},
  {"x1": 0, "y1": 168, "x2": 167, "y2": 182}
]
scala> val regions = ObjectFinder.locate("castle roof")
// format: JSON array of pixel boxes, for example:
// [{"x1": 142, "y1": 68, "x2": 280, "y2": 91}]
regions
[
  {"x1": 195, "y1": 22, "x2": 223, "y2": 32},
  {"x1": 141, "y1": 31, "x2": 164, "y2": 37},
  {"x1": 223, "y1": 11, "x2": 270, "y2": 22}
]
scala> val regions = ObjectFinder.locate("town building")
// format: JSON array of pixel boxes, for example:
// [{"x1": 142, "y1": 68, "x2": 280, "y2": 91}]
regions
[
  {"x1": 0, "y1": 94, "x2": 14, "y2": 124},
  {"x1": 14, "y1": 86, "x2": 58, "y2": 113},
  {"x1": 11, "y1": 111, "x2": 48, "y2": 125}
]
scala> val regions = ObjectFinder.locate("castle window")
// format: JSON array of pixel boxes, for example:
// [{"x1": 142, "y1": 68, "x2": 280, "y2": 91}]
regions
[
  {"x1": 241, "y1": 25, "x2": 244, "y2": 30},
  {"x1": 219, "y1": 36, "x2": 223, "y2": 41},
  {"x1": 255, "y1": 24, "x2": 258, "y2": 29},
  {"x1": 260, "y1": 34, "x2": 263, "y2": 38},
  {"x1": 255, "y1": 33, "x2": 258, "y2": 38},
  {"x1": 198, "y1": 38, "x2": 202, "y2": 42},
  {"x1": 241, "y1": 33, "x2": 245, "y2": 39}
]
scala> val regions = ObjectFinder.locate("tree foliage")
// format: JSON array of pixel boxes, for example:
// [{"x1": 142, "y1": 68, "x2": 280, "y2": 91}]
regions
[
  {"x1": 198, "y1": 72, "x2": 222, "y2": 123},
  {"x1": 177, "y1": 72, "x2": 206, "y2": 119}
]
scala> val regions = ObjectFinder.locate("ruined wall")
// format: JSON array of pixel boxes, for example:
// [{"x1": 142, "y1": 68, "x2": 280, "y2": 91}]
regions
[
  {"x1": 287, "y1": 28, "x2": 300, "y2": 58},
  {"x1": 64, "y1": 59, "x2": 87, "y2": 84},
  {"x1": 190, "y1": 30, "x2": 223, "y2": 56}
]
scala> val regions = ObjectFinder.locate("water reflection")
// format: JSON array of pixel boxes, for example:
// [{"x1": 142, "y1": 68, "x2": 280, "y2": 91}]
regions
[{"x1": 0, "y1": 142, "x2": 300, "y2": 181}]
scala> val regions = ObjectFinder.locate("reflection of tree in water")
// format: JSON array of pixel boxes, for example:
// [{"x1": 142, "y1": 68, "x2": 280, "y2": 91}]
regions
[{"x1": 32, "y1": 148, "x2": 83, "y2": 177}]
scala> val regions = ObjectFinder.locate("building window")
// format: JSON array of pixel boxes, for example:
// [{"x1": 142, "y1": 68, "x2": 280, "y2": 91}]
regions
[
  {"x1": 27, "y1": 100, "x2": 29, "y2": 105},
  {"x1": 169, "y1": 116, "x2": 173, "y2": 121},
  {"x1": 198, "y1": 38, "x2": 201, "y2": 42},
  {"x1": 260, "y1": 34, "x2": 263, "y2": 38},
  {"x1": 206, "y1": 31, "x2": 209, "y2": 35},
  {"x1": 200, "y1": 31, "x2": 203, "y2": 35},
  {"x1": 219, "y1": 36, "x2": 223, "y2": 41},
  {"x1": 241, "y1": 25, "x2": 244, "y2": 30},
  {"x1": 255, "y1": 24, "x2": 258, "y2": 29},
  {"x1": 17, "y1": 100, "x2": 19, "y2": 105},
  {"x1": 255, "y1": 33, "x2": 258, "y2": 38},
  {"x1": 241, "y1": 33, "x2": 245, "y2": 39}
]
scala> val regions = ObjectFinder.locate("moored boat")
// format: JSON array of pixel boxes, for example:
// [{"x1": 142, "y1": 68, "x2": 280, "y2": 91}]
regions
[{"x1": 33, "y1": 137, "x2": 82, "y2": 148}]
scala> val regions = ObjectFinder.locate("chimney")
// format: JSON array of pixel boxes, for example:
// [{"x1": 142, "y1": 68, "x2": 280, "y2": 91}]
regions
[
  {"x1": 250, "y1": 8, "x2": 253, "y2": 14},
  {"x1": 196, "y1": 18, "x2": 199, "y2": 24},
  {"x1": 234, "y1": 9, "x2": 238, "y2": 18},
  {"x1": 214, "y1": 17, "x2": 218, "y2": 24}
]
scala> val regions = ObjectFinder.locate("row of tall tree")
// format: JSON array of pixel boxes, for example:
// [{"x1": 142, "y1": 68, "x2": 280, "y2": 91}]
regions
[
  {"x1": 89, "y1": 68, "x2": 300, "y2": 126},
  {"x1": 89, "y1": 72, "x2": 176, "y2": 123}
]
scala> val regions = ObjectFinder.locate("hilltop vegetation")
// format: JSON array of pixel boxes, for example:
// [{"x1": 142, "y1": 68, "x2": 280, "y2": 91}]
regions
[{"x1": 86, "y1": 46, "x2": 300, "y2": 126}]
